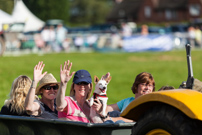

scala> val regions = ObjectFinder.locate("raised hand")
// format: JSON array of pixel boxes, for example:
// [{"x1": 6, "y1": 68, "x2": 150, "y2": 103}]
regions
[
  {"x1": 33, "y1": 61, "x2": 47, "y2": 83},
  {"x1": 60, "y1": 60, "x2": 75, "y2": 84}
]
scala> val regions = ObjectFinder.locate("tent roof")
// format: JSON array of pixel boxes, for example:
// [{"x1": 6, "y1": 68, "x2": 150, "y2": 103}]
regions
[{"x1": 12, "y1": 0, "x2": 45, "y2": 32}]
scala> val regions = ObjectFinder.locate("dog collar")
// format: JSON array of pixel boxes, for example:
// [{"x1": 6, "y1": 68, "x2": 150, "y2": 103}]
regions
[{"x1": 93, "y1": 93, "x2": 107, "y2": 99}]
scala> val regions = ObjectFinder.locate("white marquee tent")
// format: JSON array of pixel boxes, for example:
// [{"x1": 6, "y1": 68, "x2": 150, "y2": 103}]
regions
[
  {"x1": 0, "y1": 9, "x2": 14, "y2": 31},
  {"x1": 12, "y1": 0, "x2": 45, "y2": 32}
]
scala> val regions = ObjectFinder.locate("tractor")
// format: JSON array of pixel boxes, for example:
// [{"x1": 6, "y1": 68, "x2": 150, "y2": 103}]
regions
[{"x1": 121, "y1": 44, "x2": 202, "y2": 135}]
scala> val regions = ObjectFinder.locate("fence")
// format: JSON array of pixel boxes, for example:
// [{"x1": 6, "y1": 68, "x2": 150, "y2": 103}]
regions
[{"x1": 2, "y1": 31, "x2": 190, "y2": 55}]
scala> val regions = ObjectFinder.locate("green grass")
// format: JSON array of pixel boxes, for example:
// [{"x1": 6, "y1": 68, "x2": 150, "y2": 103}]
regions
[{"x1": 0, "y1": 50, "x2": 202, "y2": 107}]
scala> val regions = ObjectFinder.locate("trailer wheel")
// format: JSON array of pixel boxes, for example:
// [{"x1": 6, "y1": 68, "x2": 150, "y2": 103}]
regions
[
  {"x1": 0, "y1": 36, "x2": 6, "y2": 56},
  {"x1": 132, "y1": 104, "x2": 202, "y2": 135}
]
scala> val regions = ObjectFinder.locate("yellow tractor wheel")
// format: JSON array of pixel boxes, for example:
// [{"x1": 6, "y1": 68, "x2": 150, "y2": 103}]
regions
[
  {"x1": 146, "y1": 129, "x2": 171, "y2": 135},
  {"x1": 131, "y1": 104, "x2": 202, "y2": 135}
]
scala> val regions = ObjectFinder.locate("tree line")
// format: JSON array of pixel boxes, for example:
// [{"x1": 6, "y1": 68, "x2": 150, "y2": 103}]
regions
[{"x1": 0, "y1": 0, "x2": 113, "y2": 27}]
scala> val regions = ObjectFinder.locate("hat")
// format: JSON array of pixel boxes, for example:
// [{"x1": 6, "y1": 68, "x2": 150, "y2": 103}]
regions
[
  {"x1": 73, "y1": 70, "x2": 92, "y2": 84},
  {"x1": 36, "y1": 73, "x2": 60, "y2": 95}
]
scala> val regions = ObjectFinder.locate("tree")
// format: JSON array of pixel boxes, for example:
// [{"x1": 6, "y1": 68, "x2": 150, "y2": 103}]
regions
[
  {"x1": 0, "y1": 0, "x2": 14, "y2": 14},
  {"x1": 69, "y1": 0, "x2": 112, "y2": 26},
  {"x1": 23, "y1": 0, "x2": 70, "y2": 23}
]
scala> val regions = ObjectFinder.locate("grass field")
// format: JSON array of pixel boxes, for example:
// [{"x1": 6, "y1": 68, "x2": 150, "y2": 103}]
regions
[{"x1": 0, "y1": 50, "x2": 202, "y2": 108}]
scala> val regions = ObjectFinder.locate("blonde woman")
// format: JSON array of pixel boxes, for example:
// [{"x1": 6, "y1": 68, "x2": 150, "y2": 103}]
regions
[{"x1": 0, "y1": 75, "x2": 32, "y2": 116}]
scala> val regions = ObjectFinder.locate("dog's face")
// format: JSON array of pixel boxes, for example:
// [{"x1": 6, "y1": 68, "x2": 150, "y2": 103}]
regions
[
  {"x1": 95, "y1": 80, "x2": 108, "y2": 94},
  {"x1": 94, "y1": 75, "x2": 112, "y2": 94}
]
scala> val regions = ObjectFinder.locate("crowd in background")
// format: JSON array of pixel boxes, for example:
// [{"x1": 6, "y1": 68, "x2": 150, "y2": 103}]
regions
[
  {"x1": 3, "y1": 22, "x2": 202, "y2": 54},
  {"x1": 34, "y1": 23, "x2": 68, "y2": 52}
]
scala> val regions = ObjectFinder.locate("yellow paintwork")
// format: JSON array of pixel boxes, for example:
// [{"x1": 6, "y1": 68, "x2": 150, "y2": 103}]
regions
[
  {"x1": 146, "y1": 129, "x2": 171, "y2": 135},
  {"x1": 120, "y1": 89, "x2": 202, "y2": 121}
]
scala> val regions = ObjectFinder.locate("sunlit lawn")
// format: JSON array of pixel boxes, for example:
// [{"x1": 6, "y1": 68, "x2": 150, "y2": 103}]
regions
[{"x1": 0, "y1": 49, "x2": 202, "y2": 107}]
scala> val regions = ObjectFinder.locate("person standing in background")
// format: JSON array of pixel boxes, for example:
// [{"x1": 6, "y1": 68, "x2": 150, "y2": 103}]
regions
[
  {"x1": 48, "y1": 26, "x2": 56, "y2": 51},
  {"x1": 195, "y1": 26, "x2": 202, "y2": 48},
  {"x1": 56, "y1": 24, "x2": 68, "y2": 51},
  {"x1": 141, "y1": 24, "x2": 149, "y2": 36},
  {"x1": 121, "y1": 22, "x2": 132, "y2": 38},
  {"x1": 188, "y1": 26, "x2": 196, "y2": 48},
  {"x1": 41, "y1": 26, "x2": 49, "y2": 49}
]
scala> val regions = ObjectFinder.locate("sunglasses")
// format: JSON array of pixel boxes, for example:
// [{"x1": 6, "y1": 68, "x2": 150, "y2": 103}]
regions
[
  {"x1": 76, "y1": 82, "x2": 89, "y2": 85},
  {"x1": 42, "y1": 85, "x2": 59, "y2": 90}
]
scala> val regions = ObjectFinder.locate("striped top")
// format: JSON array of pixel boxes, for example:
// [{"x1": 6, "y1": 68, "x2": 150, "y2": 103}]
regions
[{"x1": 58, "y1": 96, "x2": 90, "y2": 123}]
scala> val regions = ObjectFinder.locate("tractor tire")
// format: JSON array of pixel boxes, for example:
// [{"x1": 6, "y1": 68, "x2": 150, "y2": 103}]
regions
[
  {"x1": 132, "y1": 104, "x2": 202, "y2": 135},
  {"x1": 0, "y1": 36, "x2": 6, "y2": 56}
]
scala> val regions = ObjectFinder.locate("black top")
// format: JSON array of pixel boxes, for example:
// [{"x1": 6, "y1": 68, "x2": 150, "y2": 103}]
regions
[
  {"x1": 0, "y1": 104, "x2": 29, "y2": 116},
  {"x1": 34, "y1": 99, "x2": 58, "y2": 119}
]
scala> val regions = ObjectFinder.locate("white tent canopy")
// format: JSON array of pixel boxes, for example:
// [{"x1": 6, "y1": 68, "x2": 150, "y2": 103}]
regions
[
  {"x1": 0, "y1": 9, "x2": 14, "y2": 31},
  {"x1": 12, "y1": 0, "x2": 45, "y2": 32}
]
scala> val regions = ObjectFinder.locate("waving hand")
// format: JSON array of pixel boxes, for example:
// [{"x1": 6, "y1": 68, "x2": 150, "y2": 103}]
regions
[
  {"x1": 60, "y1": 60, "x2": 75, "y2": 84},
  {"x1": 34, "y1": 61, "x2": 47, "y2": 83}
]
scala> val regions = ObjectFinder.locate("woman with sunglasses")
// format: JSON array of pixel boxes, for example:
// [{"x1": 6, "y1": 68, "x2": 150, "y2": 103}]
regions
[
  {"x1": 25, "y1": 61, "x2": 59, "y2": 119},
  {"x1": 56, "y1": 60, "x2": 105, "y2": 123}
]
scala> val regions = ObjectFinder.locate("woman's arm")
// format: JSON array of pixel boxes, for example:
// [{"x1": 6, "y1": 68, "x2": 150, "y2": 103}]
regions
[
  {"x1": 104, "y1": 115, "x2": 134, "y2": 123},
  {"x1": 56, "y1": 60, "x2": 75, "y2": 111},
  {"x1": 25, "y1": 61, "x2": 47, "y2": 115},
  {"x1": 107, "y1": 103, "x2": 121, "y2": 112},
  {"x1": 105, "y1": 103, "x2": 134, "y2": 122}
]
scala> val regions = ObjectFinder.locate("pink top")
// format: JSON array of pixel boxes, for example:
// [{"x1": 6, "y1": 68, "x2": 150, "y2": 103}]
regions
[{"x1": 58, "y1": 96, "x2": 90, "y2": 123}]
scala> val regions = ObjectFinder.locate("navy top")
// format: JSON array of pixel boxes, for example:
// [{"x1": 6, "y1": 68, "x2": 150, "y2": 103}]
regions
[
  {"x1": 0, "y1": 104, "x2": 29, "y2": 116},
  {"x1": 34, "y1": 99, "x2": 58, "y2": 119}
]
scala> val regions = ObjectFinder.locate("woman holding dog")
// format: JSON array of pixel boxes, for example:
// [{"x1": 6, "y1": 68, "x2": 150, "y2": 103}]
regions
[
  {"x1": 56, "y1": 60, "x2": 107, "y2": 123},
  {"x1": 56, "y1": 60, "x2": 93, "y2": 122},
  {"x1": 97, "y1": 72, "x2": 155, "y2": 123}
]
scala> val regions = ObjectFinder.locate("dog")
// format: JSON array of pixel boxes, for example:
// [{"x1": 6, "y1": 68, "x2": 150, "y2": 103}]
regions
[{"x1": 89, "y1": 75, "x2": 112, "y2": 123}]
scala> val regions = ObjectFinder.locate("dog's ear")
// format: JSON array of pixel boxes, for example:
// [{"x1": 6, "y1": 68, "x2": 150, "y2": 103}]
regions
[
  {"x1": 94, "y1": 76, "x2": 99, "y2": 83},
  {"x1": 102, "y1": 72, "x2": 110, "y2": 81},
  {"x1": 101, "y1": 75, "x2": 105, "y2": 80},
  {"x1": 106, "y1": 76, "x2": 112, "y2": 83}
]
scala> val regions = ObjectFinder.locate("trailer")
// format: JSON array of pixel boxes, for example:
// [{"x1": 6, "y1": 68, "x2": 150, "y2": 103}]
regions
[{"x1": 0, "y1": 115, "x2": 135, "y2": 135}]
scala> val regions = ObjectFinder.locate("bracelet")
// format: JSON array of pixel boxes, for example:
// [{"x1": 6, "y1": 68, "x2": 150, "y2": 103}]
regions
[
  {"x1": 31, "y1": 81, "x2": 37, "y2": 89},
  {"x1": 109, "y1": 117, "x2": 112, "y2": 121}
]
